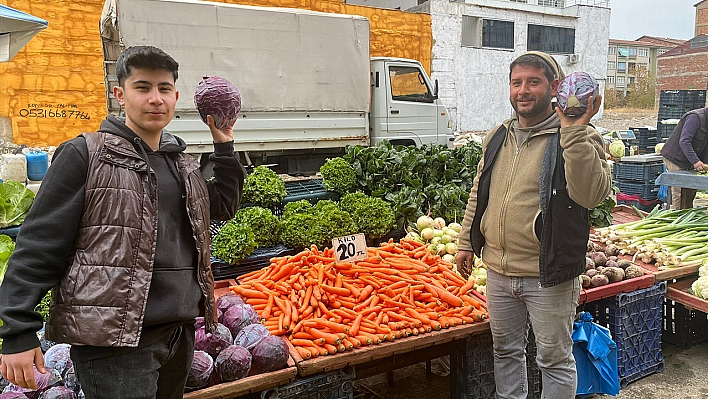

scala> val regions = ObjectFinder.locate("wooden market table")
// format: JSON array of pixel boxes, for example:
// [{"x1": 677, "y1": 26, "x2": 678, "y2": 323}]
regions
[{"x1": 289, "y1": 320, "x2": 491, "y2": 378}]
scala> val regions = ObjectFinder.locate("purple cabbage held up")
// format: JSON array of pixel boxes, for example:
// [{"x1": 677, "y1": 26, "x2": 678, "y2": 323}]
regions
[
  {"x1": 38, "y1": 386, "x2": 77, "y2": 399},
  {"x1": 194, "y1": 76, "x2": 242, "y2": 129},
  {"x1": 556, "y1": 72, "x2": 599, "y2": 116}
]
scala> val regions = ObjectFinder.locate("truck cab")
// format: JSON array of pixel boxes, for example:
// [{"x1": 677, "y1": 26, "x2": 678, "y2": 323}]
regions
[{"x1": 370, "y1": 57, "x2": 453, "y2": 148}]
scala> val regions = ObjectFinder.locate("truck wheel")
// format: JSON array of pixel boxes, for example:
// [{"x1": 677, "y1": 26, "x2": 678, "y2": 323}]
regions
[{"x1": 389, "y1": 139, "x2": 417, "y2": 148}]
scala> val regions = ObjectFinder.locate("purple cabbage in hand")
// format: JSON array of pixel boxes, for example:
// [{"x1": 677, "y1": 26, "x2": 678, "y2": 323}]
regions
[
  {"x1": 556, "y1": 72, "x2": 599, "y2": 116},
  {"x1": 194, "y1": 76, "x2": 242, "y2": 129}
]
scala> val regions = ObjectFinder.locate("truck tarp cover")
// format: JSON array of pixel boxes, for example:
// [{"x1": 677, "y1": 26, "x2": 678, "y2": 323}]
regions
[{"x1": 103, "y1": 0, "x2": 371, "y2": 113}]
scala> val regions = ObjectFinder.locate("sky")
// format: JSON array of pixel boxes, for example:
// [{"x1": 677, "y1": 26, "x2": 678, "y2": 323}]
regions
[{"x1": 610, "y1": 0, "x2": 698, "y2": 41}]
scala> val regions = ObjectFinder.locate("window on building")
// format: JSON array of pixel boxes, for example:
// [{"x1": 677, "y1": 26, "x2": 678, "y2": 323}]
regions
[
  {"x1": 607, "y1": 76, "x2": 615, "y2": 83},
  {"x1": 537, "y1": 0, "x2": 565, "y2": 6},
  {"x1": 658, "y1": 49, "x2": 667, "y2": 55},
  {"x1": 482, "y1": 19, "x2": 514, "y2": 49},
  {"x1": 617, "y1": 76, "x2": 625, "y2": 86},
  {"x1": 389, "y1": 66, "x2": 434, "y2": 103},
  {"x1": 618, "y1": 62, "x2": 627, "y2": 72},
  {"x1": 462, "y1": 17, "x2": 515, "y2": 50},
  {"x1": 629, "y1": 48, "x2": 637, "y2": 56},
  {"x1": 608, "y1": 46, "x2": 616, "y2": 55},
  {"x1": 638, "y1": 48, "x2": 648, "y2": 57},
  {"x1": 618, "y1": 47, "x2": 629, "y2": 57},
  {"x1": 527, "y1": 25, "x2": 575, "y2": 54},
  {"x1": 608, "y1": 61, "x2": 616, "y2": 70}
]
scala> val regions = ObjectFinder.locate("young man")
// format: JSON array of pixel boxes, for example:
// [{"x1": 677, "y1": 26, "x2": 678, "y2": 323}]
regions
[
  {"x1": 0, "y1": 45, "x2": 246, "y2": 397},
  {"x1": 456, "y1": 51, "x2": 611, "y2": 398},
  {"x1": 660, "y1": 107, "x2": 708, "y2": 209}
]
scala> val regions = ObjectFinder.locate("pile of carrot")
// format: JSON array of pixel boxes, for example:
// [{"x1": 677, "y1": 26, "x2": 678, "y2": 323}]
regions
[{"x1": 230, "y1": 238, "x2": 488, "y2": 360}]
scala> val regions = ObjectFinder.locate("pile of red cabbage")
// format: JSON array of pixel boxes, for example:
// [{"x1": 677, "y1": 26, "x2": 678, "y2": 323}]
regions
[
  {"x1": 194, "y1": 76, "x2": 242, "y2": 130},
  {"x1": 556, "y1": 72, "x2": 599, "y2": 117},
  {"x1": 186, "y1": 295, "x2": 290, "y2": 392}
]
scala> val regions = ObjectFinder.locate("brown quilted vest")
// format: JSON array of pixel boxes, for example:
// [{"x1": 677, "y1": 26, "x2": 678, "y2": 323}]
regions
[{"x1": 46, "y1": 132, "x2": 217, "y2": 347}]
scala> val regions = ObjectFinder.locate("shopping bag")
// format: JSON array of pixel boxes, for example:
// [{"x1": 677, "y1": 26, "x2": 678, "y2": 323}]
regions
[
  {"x1": 658, "y1": 165, "x2": 669, "y2": 203},
  {"x1": 572, "y1": 311, "x2": 620, "y2": 397}
]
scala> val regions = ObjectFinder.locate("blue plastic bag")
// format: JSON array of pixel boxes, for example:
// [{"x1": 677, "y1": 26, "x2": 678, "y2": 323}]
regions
[
  {"x1": 658, "y1": 165, "x2": 669, "y2": 203},
  {"x1": 572, "y1": 312, "x2": 620, "y2": 397}
]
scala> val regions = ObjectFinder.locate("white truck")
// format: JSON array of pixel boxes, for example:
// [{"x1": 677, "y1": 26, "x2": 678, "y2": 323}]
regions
[{"x1": 100, "y1": 0, "x2": 453, "y2": 174}]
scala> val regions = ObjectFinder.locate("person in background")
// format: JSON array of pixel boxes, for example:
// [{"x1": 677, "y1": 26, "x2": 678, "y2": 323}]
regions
[
  {"x1": 456, "y1": 51, "x2": 611, "y2": 398},
  {"x1": 660, "y1": 107, "x2": 708, "y2": 209},
  {"x1": 0, "y1": 45, "x2": 246, "y2": 398}
]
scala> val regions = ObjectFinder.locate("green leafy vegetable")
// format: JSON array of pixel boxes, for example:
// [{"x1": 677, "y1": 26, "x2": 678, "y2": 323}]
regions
[
  {"x1": 339, "y1": 192, "x2": 395, "y2": 239},
  {"x1": 35, "y1": 291, "x2": 51, "y2": 321},
  {"x1": 0, "y1": 234, "x2": 15, "y2": 286},
  {"x1": 0, "y1": 180, "x2": 35, "y2": 228},
  {"x1": 589, "y1": 196, "x2": 616, "y2": 227},
  {"x1": 231, "y1": 206, "x2": 280, "y2": 248},
  {"x1": 279, "y1": 200, "x2": 357, "y2": 250},
  {"x1": 320, "y1": 157, "x2": 356, "y2": 195},
  {"x1": 212, "y1": 222, "x2": 257, "y2": 265},
  {"x1": 242, "y1": 166, "x2": 286, "y2": 208}
]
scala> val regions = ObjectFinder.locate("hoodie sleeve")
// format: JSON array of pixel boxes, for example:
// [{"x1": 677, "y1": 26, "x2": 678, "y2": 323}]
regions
[
  {"x1": 207, "y1": 141, "x2": 247, "y2": 221},
  {"x1": 560, "y1": 125, "x2": 612, "y2": 209},
  {"x1": 0, "y1": 138, "x2": 88, "y2": 354}
]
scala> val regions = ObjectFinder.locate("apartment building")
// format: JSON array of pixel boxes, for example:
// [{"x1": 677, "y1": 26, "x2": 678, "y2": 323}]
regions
[
  {"x1": 407, "y1": 0, "x2": 610, "y2": 132},
  {"x1": 606, "y1": 38, "x2": 680, "y2": 96}
]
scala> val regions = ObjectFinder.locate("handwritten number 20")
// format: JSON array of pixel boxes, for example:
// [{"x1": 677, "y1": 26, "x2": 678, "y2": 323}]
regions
[{"x1": 337, "y1": 242, "x2": 356, "y2": 260}]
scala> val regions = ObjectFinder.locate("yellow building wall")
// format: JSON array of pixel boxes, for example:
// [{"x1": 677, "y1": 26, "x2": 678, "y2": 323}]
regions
[
  {"x1": 1, "y1": 0, "x2": 431, "y2": 147},
  {"x1": 0, "y1": 0, "x2": 106, "y2": 147}
]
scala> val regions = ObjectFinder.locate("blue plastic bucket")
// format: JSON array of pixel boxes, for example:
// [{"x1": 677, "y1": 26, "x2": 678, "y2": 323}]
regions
[{"x1": 26, "y1": 151, "x2": 49, "y2": 181}]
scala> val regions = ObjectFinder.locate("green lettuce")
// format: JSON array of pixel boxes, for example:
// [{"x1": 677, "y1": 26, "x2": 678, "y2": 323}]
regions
[
  {"x1": 0, "y1": 180, "x2": 35, "y2": 228},
  {"x1": 0, "y1": 234, "x2": 15, "y2": 285}
]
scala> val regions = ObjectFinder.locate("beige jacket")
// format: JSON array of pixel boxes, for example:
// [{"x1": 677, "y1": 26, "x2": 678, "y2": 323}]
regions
[{"x1": 458, "y1": 114, "x2": 611, "y2": 277}]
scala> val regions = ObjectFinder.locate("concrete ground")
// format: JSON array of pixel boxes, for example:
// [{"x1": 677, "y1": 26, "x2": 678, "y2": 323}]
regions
[{"x1": 355, "y1": 341, "x2": 708, "y2": 398}]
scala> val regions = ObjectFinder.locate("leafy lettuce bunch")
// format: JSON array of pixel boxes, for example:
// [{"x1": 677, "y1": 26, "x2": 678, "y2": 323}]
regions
[{"x1": 0, "y1": 180, "x2": 35, "y2": 228}]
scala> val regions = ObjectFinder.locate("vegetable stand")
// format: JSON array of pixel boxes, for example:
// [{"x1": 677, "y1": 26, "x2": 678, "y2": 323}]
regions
[
  {"x1": 663, "y1": 278, "x2": 708, "y2": 349},
  {"x1": 288, "y1": 319, "x2": 490, "y2": 377},
  {"x1": 655, "y1": 170, "x2": 708, "y2": 191}
]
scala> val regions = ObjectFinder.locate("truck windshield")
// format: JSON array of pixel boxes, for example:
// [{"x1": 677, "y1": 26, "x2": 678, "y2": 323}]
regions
[{"x1": 389, "y1": 66, "x2": 434, "y2": 103}]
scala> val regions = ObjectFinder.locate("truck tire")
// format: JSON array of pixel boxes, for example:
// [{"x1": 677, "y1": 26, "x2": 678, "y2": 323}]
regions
[{"x1": 389, "y1": 139, "x2": 417, "y2": 148}]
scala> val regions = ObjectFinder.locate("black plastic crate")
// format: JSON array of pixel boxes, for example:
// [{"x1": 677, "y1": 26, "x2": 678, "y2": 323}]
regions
[
  {"x1": 612, "y1": 162, "x2": 664, "y2": 184},
  {"x1": 659, "y1": 90, "x2": 706, "y2": 106},
  {"x1": 657, "y1": 123, "x2": 676, "y2": 140},
  {"x1": 211, "y1": 244, "x2": 296, "y2": 280},
  {"x1": 261, "y1": 366, "x2": 355, "y2": 399},
  {"x1": 658, "y1": 104, "x2": 691, "y2": 120},
  {"x1": 450, "y1": 330, "x2": 540, "y2": 399},
  {"x1": 581, "y1": 283, "x2": 666, "y2": 387},
  {"x1": 616, "y1": 199, "x2": 662, "y2": 213},
  {"x1": 283, "y1": 179, "x2": 336, "y2": 204},
  {"x1": 662, "y1": 297, "x2": 708, "y2": 349},
  {"x1": 617, "y1": 181, "x2": 660, "y2": 200}
]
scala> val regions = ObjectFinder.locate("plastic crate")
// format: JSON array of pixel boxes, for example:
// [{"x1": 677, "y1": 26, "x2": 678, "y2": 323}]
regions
[
  {"x1": 612, "y1": 162, "x2": 664, "y2": 184},
  {"x1": 659, "y1": 90, "x2": 706, "y2": 106},
  {"x1": 211, "y1": 244, "x2": 296, "y2": 280},
  {"x1": 282, "y1": 179, "x2": 336, "y2": 204},
  {"x1": 662, "y1": 297, "x2": 708, "y2": 349},
  {"x1": 581, "y1": 282, "x2": 666, "y2": 387},
  {"x1": 617, "y1": 181, "x2": 660, "y2": 200},
  {"x1": 656, "y1": 123, "x2": 676, "y2": 140},
  {"x1": 450, "y1": 330, "x2": 540, "y2": 399},
  {"x1": 658, "y1": 104, "x2": 691, "y2": 120},
  {"x1": 260, "y1": 366, "x2": 355, "y2": 399}
]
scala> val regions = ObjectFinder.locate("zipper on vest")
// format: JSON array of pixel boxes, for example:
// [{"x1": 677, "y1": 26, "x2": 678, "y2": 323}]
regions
[{"x1": 499, "y1": 141, "x2": 525, "y2": 274}]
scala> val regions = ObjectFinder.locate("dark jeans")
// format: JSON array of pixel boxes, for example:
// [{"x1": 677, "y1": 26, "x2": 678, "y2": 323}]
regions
[{"x1": 72, "y1": 324, "x2": 195, "y2": 399}]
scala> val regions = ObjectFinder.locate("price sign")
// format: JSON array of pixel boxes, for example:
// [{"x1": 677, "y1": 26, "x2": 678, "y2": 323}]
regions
[{"x1": 333, "y1": 233, "x2": 368, "y2": 262}]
